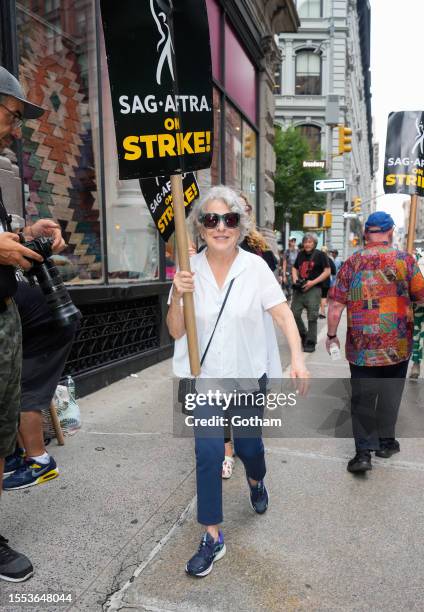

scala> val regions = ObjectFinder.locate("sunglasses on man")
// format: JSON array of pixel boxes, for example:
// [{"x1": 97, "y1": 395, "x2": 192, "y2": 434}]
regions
[{"x1": 199, "y1": 212, "x2": 240, "y2": 229}]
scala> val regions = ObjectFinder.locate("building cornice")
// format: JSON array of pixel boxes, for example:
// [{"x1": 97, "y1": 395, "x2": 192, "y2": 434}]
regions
[
  {"x1": 264, "y1": 0, "x2": 300, "y2": 34},
  {"x1": 221, "y1": 0, "x2": 299, "y2": 69}
]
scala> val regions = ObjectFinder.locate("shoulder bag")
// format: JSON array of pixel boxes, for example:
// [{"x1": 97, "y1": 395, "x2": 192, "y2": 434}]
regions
[{"x1": 178, "y1": 278, "x2": 234, "y2": 413}]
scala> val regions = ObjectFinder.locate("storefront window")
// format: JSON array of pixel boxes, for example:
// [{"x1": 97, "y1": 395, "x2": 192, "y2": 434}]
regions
[
  {"x1": 241, "y1": 121, "x2": 256, "y2": 207},
  {"x1": 100, "y1": 41, "x2": 159, "y2": 283},
  {"x1": 165, "y1": 235, "x2": 177, "y2": 280},
  {"x1": 225, "y1": 104, "x2": 242, "y2": 191},
  {"x1": 16, "y1": 0, "x2": 104, "y2": 283}
]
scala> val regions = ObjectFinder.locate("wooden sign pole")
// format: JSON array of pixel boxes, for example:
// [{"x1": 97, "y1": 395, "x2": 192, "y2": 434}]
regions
[
  {"x1": 406, "y1": 194, "x2": 418, "y2": 254},
  {"x1": 170, "y1": 174, "x2": 201, "y2": 376}
]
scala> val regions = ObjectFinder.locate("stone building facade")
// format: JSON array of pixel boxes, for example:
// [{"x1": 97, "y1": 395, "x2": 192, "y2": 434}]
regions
[{"x1": 274, "y1": 0, "x2": 376, "y2": 255}]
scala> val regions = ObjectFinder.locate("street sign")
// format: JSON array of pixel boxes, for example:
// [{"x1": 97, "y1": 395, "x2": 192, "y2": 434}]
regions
[
  {"x1": 314, "y1": 178, "x2": 346, "y2": 192},
  {"x1": 303, "y1": 160, "x2": 326, "y2": 170},
  {"x1": 100, "y1": 0, "x2": 213, "y2": 179}
]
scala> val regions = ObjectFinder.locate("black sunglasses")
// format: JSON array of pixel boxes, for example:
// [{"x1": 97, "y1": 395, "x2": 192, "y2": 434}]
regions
[{"x1": 199, "y1": 212, "x2": 240, "y2": 229}]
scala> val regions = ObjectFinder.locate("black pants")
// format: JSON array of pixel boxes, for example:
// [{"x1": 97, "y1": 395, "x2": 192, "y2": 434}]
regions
[{"x1": 349, "y1": 360, "x2": 409, "y2": 451}]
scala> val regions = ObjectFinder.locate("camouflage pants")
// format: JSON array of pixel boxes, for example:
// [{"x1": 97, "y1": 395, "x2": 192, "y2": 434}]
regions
[
  {"x1": 412, "y1": 305, "x2": 424, "y2": 364},
  {"x1": 0, "y1": 300, "x2": 22, "y2": 458}
]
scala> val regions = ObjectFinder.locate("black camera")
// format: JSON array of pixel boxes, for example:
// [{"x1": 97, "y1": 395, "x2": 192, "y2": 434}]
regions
[
  {"x1": 293, "y1": 278, "x2": 307, "y2": 292},
  {"x1": 22, "y1": 236, "x2": 81, "y2": 327}
]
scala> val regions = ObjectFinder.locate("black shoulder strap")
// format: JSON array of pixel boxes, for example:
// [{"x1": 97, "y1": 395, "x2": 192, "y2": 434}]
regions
[
  {"x1": 200, "y1": 278, "x2": 234, "y2": 366},
  {"x1": 0, "y1": 187, "x2": 12, "y2": 232}
]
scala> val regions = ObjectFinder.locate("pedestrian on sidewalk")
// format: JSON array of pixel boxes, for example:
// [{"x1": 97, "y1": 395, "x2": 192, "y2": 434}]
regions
[
  {"x1": 326, "y1": 211, "x2": 424, "y2": 473},
  {"x1": 282, "y1": 237, "x2": 298, "y2": 301},
  {"x1": 319, "y1": 246, "x2": 336, "y2": 319},
  {"x1": 221, "y1": 192, "x2": 278, "y2": 479},
  {"x1": 410, "y1": 250, "x2": 424, "y2": 380},
  {"x1": 0, "y1": 65, "x2": 45, "y2": 582},
  {"x1": 189, "y1": 193, "x2": 279, "y2": 480},
  {"x1": 330, "y1": 249, "x2": 343, "y2": 276},
  {"x1": 410, "y1": 305, "x2": 424, "y2": 379},
  {"x1": 291, "y1": 233, "x2": 331, "y2": 352},
  {"x1": 167, "y1": 185, "x2": 309, "y2": 577}
]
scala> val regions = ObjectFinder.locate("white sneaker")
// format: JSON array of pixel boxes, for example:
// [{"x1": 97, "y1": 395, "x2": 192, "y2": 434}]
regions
[{"x1": 222, "y1": 456, "x2": 235, "y2": 479}]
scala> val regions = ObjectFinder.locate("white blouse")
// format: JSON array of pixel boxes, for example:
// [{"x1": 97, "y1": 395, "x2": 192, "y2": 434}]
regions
[{"x1": 169, "y1": 248, "x2": 286, "y2": 379}]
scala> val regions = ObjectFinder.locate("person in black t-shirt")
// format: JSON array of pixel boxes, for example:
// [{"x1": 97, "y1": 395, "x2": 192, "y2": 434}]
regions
[{"x1": 291, "y1": 233, "x2": 331, "y2": 352}]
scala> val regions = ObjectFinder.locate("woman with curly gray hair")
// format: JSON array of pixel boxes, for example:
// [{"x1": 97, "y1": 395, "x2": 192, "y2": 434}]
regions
[{"x1": 167, "y1": 185, "x2": 308, "y2": 577}]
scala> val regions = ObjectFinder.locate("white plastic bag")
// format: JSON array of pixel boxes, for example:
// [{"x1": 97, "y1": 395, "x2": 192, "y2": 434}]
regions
[
  {"x1": 56, "y1": 379, "x2": 81, "y2": 435},
  {"x1": 42, "y1": 379, "x2": 81, "y2": 439}
]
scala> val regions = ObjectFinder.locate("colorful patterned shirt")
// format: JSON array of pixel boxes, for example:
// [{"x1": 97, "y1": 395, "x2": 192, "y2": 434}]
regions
[{"x1": 329, "y1": 243, "x2": 424, "y2": 366}]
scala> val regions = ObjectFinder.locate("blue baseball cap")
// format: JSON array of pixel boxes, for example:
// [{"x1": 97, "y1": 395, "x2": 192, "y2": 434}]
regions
[{"x1": 365, "y1": 211, "x2": 395, "y2": 233}]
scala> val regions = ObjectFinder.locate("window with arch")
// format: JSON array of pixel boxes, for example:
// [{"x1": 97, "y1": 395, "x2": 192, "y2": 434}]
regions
[
  {"x1": 295, "y1": 51, "x2": 321, "y2": 95},
  {"x1": 296, "y1": 125, "x2": 322, "y2": 155},
  {"x1": 295, "y1": 0, "x2": 322, "y2": 18}
]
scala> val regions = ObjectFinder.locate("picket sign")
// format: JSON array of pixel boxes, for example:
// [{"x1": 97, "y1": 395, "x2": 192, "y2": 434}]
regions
[
  {"x1": 100, "y1": 0, "x2": 214, "y2": 375},
  {"x1": 384, "y1": 111, "x2": 424, "y2": 253}
]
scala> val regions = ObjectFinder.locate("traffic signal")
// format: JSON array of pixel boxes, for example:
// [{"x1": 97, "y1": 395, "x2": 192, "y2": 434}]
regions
[
  {"x1": 338, "y1": 125, "x2": 352, "y2": 155},
  {"x1": 303, "y1": 212, "x2": 319, "y2": 229},
  {"x1": 322, "y1": 211, "x2": 332, "y2": 228},
  {"x1": 352, "y1": 197, "x2": 362, "y2": 213},
  {"x1": 244, "y1": 132, "x2": 256, "y2": 158}
]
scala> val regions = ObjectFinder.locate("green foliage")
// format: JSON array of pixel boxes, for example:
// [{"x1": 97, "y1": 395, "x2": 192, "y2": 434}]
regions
[{"x1": 274, "y1": 126, "x2": 326, "y2": 230}]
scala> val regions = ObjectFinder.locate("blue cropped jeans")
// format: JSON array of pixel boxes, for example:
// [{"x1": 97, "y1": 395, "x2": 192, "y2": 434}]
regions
[{"x1": 193, "y1": 396, "x2": 266, "y2": 526}]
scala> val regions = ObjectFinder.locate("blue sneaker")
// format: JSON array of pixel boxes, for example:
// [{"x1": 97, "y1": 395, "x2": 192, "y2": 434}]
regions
[
  {"x1": 3, "y1": 456, "x2": 59, "y2": 491},
  {"x1": 3, "y1": 449, "x2": 25, "y2": 477},
  {"x1": 248, "y1": 479, "x2": 269, "y2": 514},
  {"x1": 185, "y1": 531, "x2": 226, "y2": 577}
]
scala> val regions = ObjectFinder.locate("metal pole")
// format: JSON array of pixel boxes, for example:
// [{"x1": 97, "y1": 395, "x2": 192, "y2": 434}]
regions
[
  {"x1": 406, "y1": 194, "x2": 418, "y2": 254},
  {"x1": 344, "y1": 216, "x2": 350, "y2": 259},
  {"x1": 326, "y1": 126, "x2": 333, "y2": 239}
]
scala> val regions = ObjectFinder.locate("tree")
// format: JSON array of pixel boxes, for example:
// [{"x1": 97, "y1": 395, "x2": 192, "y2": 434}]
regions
[{"x1": 274, "y1": 126, "x2": 326, "y2": 231}]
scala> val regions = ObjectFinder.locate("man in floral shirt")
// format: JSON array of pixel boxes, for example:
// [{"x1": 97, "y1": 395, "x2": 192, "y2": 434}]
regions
[{"x1": 326, "y1": 212, "x2": 424, "y2": 473}]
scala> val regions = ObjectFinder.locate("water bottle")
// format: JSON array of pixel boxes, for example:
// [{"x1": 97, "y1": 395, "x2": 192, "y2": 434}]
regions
[
  {"x1": 63, "y1": 375, "x2": 81, "y2": 432},
  {"x1": 67, "y1": 375, "x2": 75, "y2": 401},
  {"x1": 329, "y1": 343, "x2": 341, "y2": 361}
]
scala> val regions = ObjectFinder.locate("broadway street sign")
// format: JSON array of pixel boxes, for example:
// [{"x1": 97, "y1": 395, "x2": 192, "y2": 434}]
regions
[
  {"x1": 100, "y1": 0, "x2": 213, "y2": 179},
  {"x1": 314, "y1": 178, "x2": 346, "y2": 193},
  {"x1": 303, "y1": 160, "x2": 326, "y2": 170}
]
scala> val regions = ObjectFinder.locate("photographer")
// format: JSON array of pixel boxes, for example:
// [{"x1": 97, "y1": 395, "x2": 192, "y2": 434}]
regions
[
  {"x1": 2, "y1": 220, "x2": 78, "y2": 492},
  {"x1": 291, "y1": 233, "x2": 331, "y2": 353},
  {"x1": 0, "y1": 65, "x2": 46, "y2": 582}
]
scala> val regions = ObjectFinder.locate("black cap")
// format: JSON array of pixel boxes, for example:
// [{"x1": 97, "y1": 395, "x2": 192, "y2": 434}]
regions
[{"x1": 0, "y1": 66, "x2": 45, "y2": 119}]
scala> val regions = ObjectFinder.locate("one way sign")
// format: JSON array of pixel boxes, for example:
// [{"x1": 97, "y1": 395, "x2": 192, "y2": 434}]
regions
[{"x1": 314, "y1": 178, "x2": 346, "y2": 193}]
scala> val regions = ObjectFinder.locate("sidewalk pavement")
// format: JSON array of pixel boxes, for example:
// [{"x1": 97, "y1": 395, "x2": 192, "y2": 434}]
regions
[{"x1": 2, "y1": 316, "x2": 424, "y2": 611}]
